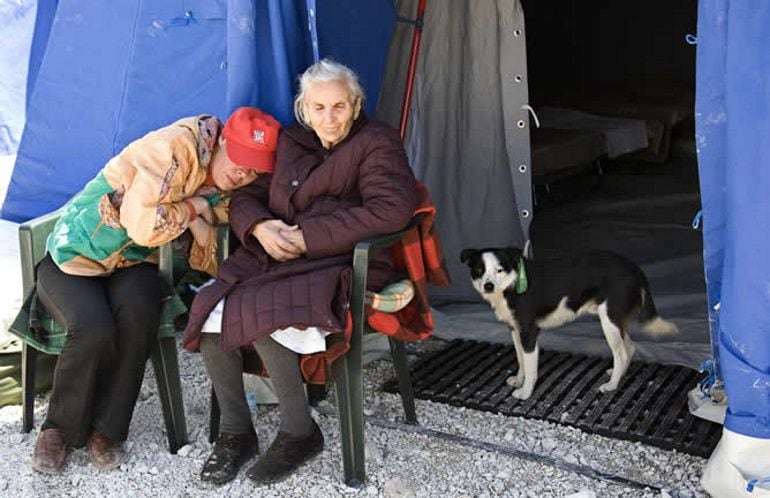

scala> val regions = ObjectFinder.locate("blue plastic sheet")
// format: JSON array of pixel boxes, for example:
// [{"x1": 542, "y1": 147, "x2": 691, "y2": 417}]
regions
[
  {"x1": 314, "y1": 0, "x2": 396, "y2": 116},
  {"x1": 1, "y1": 0, "x2": 395, "y2": 221},
  {"x1": 26, "y1": 0, "x2": 58, "y2": 110},
  {"x1": 0, "y1": 0, "x2": 37, "y2": 154},
  {"x1": 696, "y1": 0, "x2": 770, "y2": 439}
]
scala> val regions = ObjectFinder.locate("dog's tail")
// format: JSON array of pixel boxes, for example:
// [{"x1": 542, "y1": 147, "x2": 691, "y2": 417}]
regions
[{"x1": 638, "y1": 287, "x2": 678, "y2": 337}]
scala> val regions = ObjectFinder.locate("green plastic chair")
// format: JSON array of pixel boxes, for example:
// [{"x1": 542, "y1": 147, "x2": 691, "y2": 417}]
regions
[
  {"x1": 334, "y1": 218, "x2": 420, "y2": 487},
  {"x1": 7, "y1": 210, "x2": 188, "y2": 453},
  {"x1": 207, "y1": 219, "x2": 420, "y2": 487}
]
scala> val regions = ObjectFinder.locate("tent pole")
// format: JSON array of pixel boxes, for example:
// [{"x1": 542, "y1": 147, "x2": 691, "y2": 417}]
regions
[{"x1": 399, "y1": 0, "x2": 427, "y2": 141}]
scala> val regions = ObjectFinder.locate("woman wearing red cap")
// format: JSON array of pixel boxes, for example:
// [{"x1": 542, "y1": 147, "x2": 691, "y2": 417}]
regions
[
  {"x1": 31, "y1": 107, "x2": 281, "y2": 474},
  {"x1": 183, "y1": 59, "x2": 420, "y2": 485}
]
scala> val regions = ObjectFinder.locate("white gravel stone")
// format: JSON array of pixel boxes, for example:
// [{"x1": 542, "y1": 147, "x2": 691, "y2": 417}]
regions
[
  {"x1": 0, "y1": 336, "x2": 711, "y2": 497},
  {"x1": 176, "y1": 444, "x2": 194, "y2": 458},
  {"x1": 565, "y1": 490, "x2": 597, "y2": 498},
  {"x1": 384, "y1": 477, "x2": 417, "y2": 498},
  {"x1": 541, "y1": 437, "x2": 557, "y2": 452}
]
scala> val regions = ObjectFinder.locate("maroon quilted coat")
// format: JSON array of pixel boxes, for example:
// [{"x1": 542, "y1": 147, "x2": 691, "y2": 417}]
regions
[{"x1": 182, "y1": 116, "x2": 419, "y2": 352}]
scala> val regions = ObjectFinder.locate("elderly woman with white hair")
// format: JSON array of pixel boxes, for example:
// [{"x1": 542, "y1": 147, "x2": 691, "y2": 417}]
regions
[{"x1": 182, "y1": 59, "x2": 419, "y2": 485}]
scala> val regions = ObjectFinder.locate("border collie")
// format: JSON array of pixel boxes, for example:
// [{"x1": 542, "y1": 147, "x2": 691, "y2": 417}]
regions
[{"x1": 460, "y1": 247, "x2": 677, "y2": 400}]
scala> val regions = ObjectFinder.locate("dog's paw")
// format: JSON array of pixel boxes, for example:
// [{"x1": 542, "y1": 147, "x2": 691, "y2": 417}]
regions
[
  {"x1": 598, "y1": 381, "x2": 618, "y2": 393},
  {"x1": 506, "y1": 375, "x2": 524, "y2": 388},
  {"x1": 512, "y1": 387, "x2": 533, "y2": 400}
]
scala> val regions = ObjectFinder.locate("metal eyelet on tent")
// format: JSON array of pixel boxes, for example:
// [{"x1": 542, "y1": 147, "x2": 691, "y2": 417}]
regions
[
  {"x1": 517, "y1": 120, "x2": 526, "y2": 128},
  {"x1": 514, "y1": 75, "x2": 522, "y2": 83},
  {"x1": 513, "y1": 29, "x2": 521, "y2": 37},
  {"x1": 518, "y1": 165, "x2": 527, "y2": 173},
  {"x1": 521, "y1": 210, "x2": 530, "y2": 218}
]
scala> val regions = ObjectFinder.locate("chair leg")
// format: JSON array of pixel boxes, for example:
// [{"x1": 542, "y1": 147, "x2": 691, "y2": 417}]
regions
[
  {"x1": 209, "y1": 387, "x2": 220, "y2": 443},
  {"x1": 334, "y1": 336, "x2": 365, "y2": 487},
  {"x1": 306, "y1": 383, "x2": 327, "y2": 406},
  {"x1": 388, "y1": 338, "x2": 417, "y2": 425},
  {"x1": 21, "y1": 343, "x2": 37, "y2": 432},
  {"x1": 150, "y1": 337, "x2": 188, "y2": 453}
]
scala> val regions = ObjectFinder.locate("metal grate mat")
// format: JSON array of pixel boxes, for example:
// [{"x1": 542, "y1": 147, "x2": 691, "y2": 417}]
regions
[{"x1": 384, "y1": 339, "x2": 721, "y2": 457}]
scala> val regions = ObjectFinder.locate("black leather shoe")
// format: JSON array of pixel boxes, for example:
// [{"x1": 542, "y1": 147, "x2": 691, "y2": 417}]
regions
[
  {"x1": 200, "y1": 430, "x2": 259, "y2": 485},
  {"x1": 246, "y1": 421, "x2": 324, "y2": 484}
]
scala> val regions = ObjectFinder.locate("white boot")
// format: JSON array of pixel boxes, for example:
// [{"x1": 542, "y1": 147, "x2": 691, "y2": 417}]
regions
[{"x1": 701, "y1": 428, "x2": 770, "y2": 497}]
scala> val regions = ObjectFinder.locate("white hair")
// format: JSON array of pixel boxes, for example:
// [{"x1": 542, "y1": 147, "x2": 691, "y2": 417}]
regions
[{"x1": 293, "y1": 59, "x2": 365, "y2": 127}]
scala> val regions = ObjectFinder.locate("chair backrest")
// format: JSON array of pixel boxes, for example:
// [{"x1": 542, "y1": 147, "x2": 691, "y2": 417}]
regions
[
  {"x1": 216, "y1": 224, "x2": 231, "y2": 261},
  {"x1": 18, "y1": 210, "x2": 62, "y2": 298}
]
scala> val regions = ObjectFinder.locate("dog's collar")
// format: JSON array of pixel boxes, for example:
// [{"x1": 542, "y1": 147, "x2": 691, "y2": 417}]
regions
[{"x1": 516, "y1": 257, "x2": 528, "y2": 294}]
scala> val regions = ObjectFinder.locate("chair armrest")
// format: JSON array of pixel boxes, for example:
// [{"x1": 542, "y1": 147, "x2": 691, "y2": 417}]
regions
[
  {"x1": 352, "y1": 213, "x2": 425, "y2": 279},
  {"x1": 163, "y1": 222, "x2": 231, "y2": 285},
  {"x1": 350, "y1": 213, "x2": 425, "y2": 329},
  {"x1": 158, "y1": 243, "x2": 173, "y2": 287},
  {"x1": 216, "y1": 224, "x2": 231, "y2": 262},
  {"x1": 18, "y1": 208, "x2": 180, "y2": 291}
]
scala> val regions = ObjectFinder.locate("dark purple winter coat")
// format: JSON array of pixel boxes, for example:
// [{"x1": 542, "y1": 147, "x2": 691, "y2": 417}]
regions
[{"x1": 182, "y1": 116, "x2": 419, "y2": 352}]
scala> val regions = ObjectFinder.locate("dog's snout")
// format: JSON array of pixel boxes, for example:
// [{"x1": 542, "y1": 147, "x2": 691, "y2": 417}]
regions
[{"x1": 483, "y1": 282, "x2": 495, "y2": 293}]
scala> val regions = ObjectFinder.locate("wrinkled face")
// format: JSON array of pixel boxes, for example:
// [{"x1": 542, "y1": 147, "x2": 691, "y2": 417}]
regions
[
  {"x1": 210, "y1": 137, "x2": 261, "y2": 192},
  {"x1": 303, "y1": 79, "x2": 360, "y2": 149},
  {"x1": 461, "y1": 249, "x2": 519, "y2": 296}
]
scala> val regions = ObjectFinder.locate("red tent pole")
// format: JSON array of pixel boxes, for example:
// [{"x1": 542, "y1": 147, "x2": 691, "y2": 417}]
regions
[{"x1": 398, "y1": 0, "x2": 427, "y2": 141}]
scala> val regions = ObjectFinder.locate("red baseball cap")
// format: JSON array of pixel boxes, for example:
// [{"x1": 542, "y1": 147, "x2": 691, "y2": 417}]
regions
[{"x1": 222, "y1": 107, "x2": 281, "y2": 173}]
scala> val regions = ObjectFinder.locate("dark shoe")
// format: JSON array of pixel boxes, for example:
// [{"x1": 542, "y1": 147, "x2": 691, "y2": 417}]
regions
[
  {"x1": 32, "y1": 428, "x2": 68, "y2": 474},
  {"x1": 247, "y1": 421, "x2": 324, "y2": 484},
  {"x1": 87, "y1": 430, "x2": 126, "y2": 471},
  {"x1": 201, "y1": 430, "x2": 259, "y2": 485}
]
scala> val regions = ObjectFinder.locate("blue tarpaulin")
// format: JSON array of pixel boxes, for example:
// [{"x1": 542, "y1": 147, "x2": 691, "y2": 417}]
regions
[
  {"x1": 696, "y1": 0, "x2": 770, "y2": 439},
  {"x1": 0, "y1": 0, "x2": 37, "y2": 155},
  {"x1": 1, "y1": 0, "x2": 395, "y2": 222}
]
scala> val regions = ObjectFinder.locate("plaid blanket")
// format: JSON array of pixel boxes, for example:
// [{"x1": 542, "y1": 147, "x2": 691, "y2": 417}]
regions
[
  {"x1": 366, "y1": 182, "x2": 450, "y2": 340},
  {"x1": 296, "y1": 182, "x2": 450, "y2": 384}
]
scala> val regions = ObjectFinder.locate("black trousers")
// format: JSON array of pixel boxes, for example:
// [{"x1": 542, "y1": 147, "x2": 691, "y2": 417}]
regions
[{"x1": 36, "y1": 255, "x2": 161, "y2": 447}]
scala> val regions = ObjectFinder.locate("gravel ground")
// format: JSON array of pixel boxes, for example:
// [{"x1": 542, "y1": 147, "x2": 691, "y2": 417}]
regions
[{"x1": 0, "y1": 336, "x2": 709, "y2": 497}]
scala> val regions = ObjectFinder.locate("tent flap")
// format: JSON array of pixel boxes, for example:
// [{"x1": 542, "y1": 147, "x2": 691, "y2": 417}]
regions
[{"x1": 696, "y1": 0, "x2": 770, "y2": 439}]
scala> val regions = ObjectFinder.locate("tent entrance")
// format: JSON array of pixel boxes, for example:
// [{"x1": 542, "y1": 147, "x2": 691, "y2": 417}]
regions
[{"x1": 383, "y1": 0, "x2": 708, "y2": 369}]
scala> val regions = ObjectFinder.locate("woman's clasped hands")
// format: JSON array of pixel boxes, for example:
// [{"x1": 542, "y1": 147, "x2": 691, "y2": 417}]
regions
[{"x1": 252, "y1": 219, "x2": 307, "y2": 261}]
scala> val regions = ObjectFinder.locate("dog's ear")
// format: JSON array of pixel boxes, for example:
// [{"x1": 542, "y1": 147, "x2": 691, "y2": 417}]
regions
[
  {"x1": 500, "y1": 247, "x2": 524, "y2": 266},
  {"x1": 460, "y1": 248, "x2": 478, "y2": 264}
]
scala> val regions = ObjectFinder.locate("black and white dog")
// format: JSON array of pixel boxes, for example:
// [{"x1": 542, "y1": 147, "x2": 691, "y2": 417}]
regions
[{"x1": 460, "y1": 247, "x2": 677, "y2": 400}]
